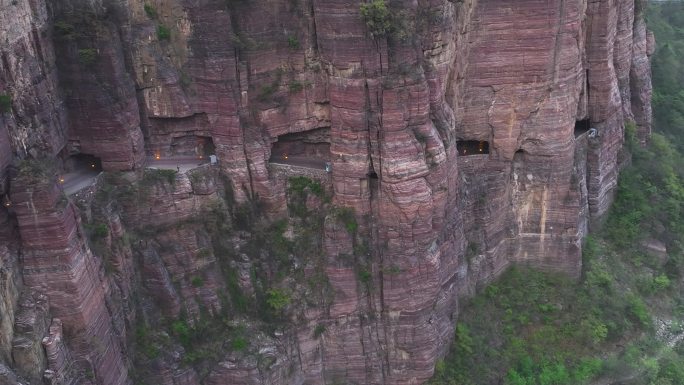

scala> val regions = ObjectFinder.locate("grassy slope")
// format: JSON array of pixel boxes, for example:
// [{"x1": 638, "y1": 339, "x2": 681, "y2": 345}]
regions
[
  {"x1": 647, "y1": 1, "x2": 684, "y2": 150},
  {"x1": 430, "y1": 3, "x2": 684, "y2": 384}
]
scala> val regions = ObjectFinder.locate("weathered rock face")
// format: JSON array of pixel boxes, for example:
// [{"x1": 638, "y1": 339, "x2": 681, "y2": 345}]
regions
[
  {"x1": 0, "y1": 0, "x2": 651, "y2": 384},
  {"x1": 10, "y1": 169, "x2": 130, "y2": 385}
]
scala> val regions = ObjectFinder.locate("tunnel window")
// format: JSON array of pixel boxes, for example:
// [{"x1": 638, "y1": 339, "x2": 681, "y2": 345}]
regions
[
  {"x1": 457, "y1": 140, "x2": 489, "y2": 156},
  {"x1": 514, "y1": 149, "x2": 525, "y2": 162},
  {"x1": 269, "y1": 128, "x2": 331, "y2": 169},
  {"x1": 169, "y1": 135, "x2": 216, "y2": 158},
  {"x1": 199, "y1": 137, "x2": 216, "y2": 158},
  {"x1": 575, "y1": 119, "x2": 591, "y2": 137},
  {"x1": 65, "y1": 153, "x2": 102, "y2": 173}
]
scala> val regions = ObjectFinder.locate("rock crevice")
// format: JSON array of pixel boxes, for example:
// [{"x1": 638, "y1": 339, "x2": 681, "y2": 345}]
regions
[{"x1": 0, "y1": 0, "x2": 651, "y2": 384}]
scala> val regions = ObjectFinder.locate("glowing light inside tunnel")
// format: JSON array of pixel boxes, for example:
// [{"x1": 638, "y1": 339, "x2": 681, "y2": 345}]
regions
[{"x1": 457, "y1": 140, "x2": 490, "y2": 156}]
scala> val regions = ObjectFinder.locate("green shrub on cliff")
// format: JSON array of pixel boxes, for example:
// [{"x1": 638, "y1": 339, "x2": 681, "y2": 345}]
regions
[
  {"x1": 287, "y1": 35, "x2": 300, "y2": 49},
  {"x1": 288, "y1": 80, "x2": 304, "y2": 93},
  {"x1": 0, "y1": 94, "x2": 11, "y2": 113},
  {"x1": 288, "y1": 176, "x2": 323, "y2": 197},
  {"x1": 258, "y1": 83, "x2": 278, "y2": 101},
  {"x1": 360, "y1": 0, "x2": 392, "y2": 38},
  {"x1": 230, "y1": 336, "x2": 248, "y2": 351},
  {"x1": 157, "y1": 24, "x2": 171, "y2": 40},
  {"x1": 190, "y1": 276, "x2": 204, "y2": 287},
  {"x1": 18, "y1": 159, "x2": 55, "y2": 182},
  {"x1": 266, "y1": 288, "x2": 290, "y2": 311},
  {"x1": 53, "y1": 20, "x2": 78, "y2": 39},
  {"x1": 331, "y1": 206, "x2": 357, "y2": 234},
  {"x1": 171, "y1": 320, "x2": 192, "y2": 346},
  {"x1": 359, "y1": 0, "x2": 412, "y2": 40},
  {"x1": 313, "y1": 324, "x2": 326, "y2": 338},
  {"x1": 143, "y1": 3, "x2": 157, "y2": 19},
  {"x1": 142, "y1": 168, "x2": 177, "y2": 185},
  {"x1": 78, "y1": 48, "x2": 98, "y2": 66},
  {"x1": 91, "y1": 223, "x2": 109, "y2": 239}
]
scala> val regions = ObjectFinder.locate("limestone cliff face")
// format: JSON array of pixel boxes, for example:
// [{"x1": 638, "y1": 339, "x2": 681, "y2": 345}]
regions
[{"x1": 0, "y1": 0, "x2": 651, "y2": 384}]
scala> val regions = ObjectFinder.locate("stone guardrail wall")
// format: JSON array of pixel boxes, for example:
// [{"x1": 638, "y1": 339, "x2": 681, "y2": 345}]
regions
[{"x1": 268, "y1": 163, "x2": 332, "y2": 184}]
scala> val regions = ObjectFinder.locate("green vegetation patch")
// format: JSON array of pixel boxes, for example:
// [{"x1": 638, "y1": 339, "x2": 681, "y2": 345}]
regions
[
  {"x1": 287, "y1": 176, "x2": 328, "y2": 217},
  {"x1": 332, "y1": 206, "x2": 358, "y2": 234},
  {"x1": 157, "y1": 24, "x2": 171, "y2": 40},
  {"x1": 54, "y1": 20, "x2": 78, "y2": 39},
  {"x1": 142, "y1": 168, "x2": 177, "y2": 185},
  {"x1": 144, "y1": 3, "x2": 157, "y2": 19},
  {"x1": 258, "y1": 83, "x2": 278, "y2": 101},
  {"x1": 78, "y1": 48, "x2": 98, "y2": 66},
  {"x1": 256, "y1": 68, "x2": 284, "y2": 102},
  {"x1": 288, "y1": 176, "x2": 324, "y2": 197},
  {"x1": 0, "y1": 93, "x2": 11, "y2": 113},
  {"x1": 18, "y1": 159, "x2": 55, "y2": 183},
  {"x1": 359, "y1": 0, "x2": 412, "y2": 40},
  {"x1": 359, "y1": 0, "x2": 392, "y2": 38},
  {"x1": 313, "y1": 324, "x2": 326, "y2": 339},
  {"x1": 90, "y1": 222, "x2": 109, "y2": 239},
  {"x1": 287, "y1": 35, "x2": 300, "y2": 49},
  {"x1": 288, "y1": 81, "x2": 304, "y2": 93},
  {"x1": 646, "y1": 1, "x2": 684, "y2": 151},
  {"x1": 190, "y1": 276, "x2": 204, "y2": 288},
  {"x1": 431, "y1": 119, "x2": 684, "y2": 384},
  {"x1": 266, "y1": 288, "x2": 291, "y2": 311},
  {"x1": 431, "y1": 265, "x2": 624, "y2": 385}
]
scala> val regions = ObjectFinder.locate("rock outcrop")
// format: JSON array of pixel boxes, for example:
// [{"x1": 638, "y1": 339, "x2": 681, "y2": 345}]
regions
[{"x1": 0, "y1": 0, "x2": 651, "y2": 384}]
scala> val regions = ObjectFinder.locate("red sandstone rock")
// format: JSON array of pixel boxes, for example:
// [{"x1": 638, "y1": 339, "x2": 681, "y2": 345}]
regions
[
  {"x1": 0, "y1": 0, "x2": 652, "y2": 384},
  {"x1": 12, "y1": 291, "x2": 50, "y2": 384}
]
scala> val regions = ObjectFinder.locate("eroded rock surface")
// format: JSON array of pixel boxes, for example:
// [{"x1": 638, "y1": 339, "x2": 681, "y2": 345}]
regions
[{"x1": 0, "y1": 0, "x2": 651, "y2": 384}]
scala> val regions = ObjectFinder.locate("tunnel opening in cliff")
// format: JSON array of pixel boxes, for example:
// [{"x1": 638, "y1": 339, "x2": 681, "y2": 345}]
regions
[
  {"x1": 269, "y1": 128, "x2": 331, "y2": 166},
  {"x1": 575, "y1": 119, "x2": 591, "y2": 137},
  {"x1": 457, "y1": 140, "x2": 489, "y2": 156},
  {"x1": 65, "y1": 153, "x2": 102, "y2": 173},
  {"x1": 168, "y1": 135, "x2": 216, "y2": 159}
]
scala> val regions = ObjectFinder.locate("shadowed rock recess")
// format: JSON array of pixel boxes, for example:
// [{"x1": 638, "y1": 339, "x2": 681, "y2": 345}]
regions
[{"x1": 0, "y1": 0, "x2": 652, "y2": 384}]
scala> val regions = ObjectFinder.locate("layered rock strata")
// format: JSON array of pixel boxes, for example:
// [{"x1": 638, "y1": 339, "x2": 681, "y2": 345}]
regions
[{"x1": 0, "y1": 0, "x2": 652, "y2": 384}]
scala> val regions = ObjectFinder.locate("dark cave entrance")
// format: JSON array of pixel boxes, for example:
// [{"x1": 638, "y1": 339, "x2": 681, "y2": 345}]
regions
[
  {"x1": 65, "y1": 153, "x2": 103, "y2": 173},
  {"x1": 269, "y1": 128, "x2": 331, "y2": 168},
  {"x1": 367, "y1": 159, "x2": 379, "y2": 179},
  {"x1": 457, "y1": 140, "x2": 489, "y2": 156},
  {"x1": 169, "y1": 135, "x2": 216, "y2": 158},
  {"x1": 575, "y1": 119, "x2": 591, "y2": 138}
]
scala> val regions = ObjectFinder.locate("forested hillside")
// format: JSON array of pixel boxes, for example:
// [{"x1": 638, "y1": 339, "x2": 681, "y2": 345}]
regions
[
  {"x1": 430, "y1": 2, "x2": 684, "y2": 384},
  {"x1": 648, "y1": 1, "x2": 684, "y2": 148}
]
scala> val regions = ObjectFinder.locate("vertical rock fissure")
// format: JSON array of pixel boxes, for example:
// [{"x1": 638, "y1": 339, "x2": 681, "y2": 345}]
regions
[
  {"x1": 309, "y1": 0, "x2": 320, "y2": 56},
  {"x1": 586, "y1": 68, "x2": 591, "y2": 111},
  {"x1": 375, "y1": 74, "x2": 391, "y2": 381},
  {"x1": 551, "y1": 0, "x2": 567, "y2": 84}
]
